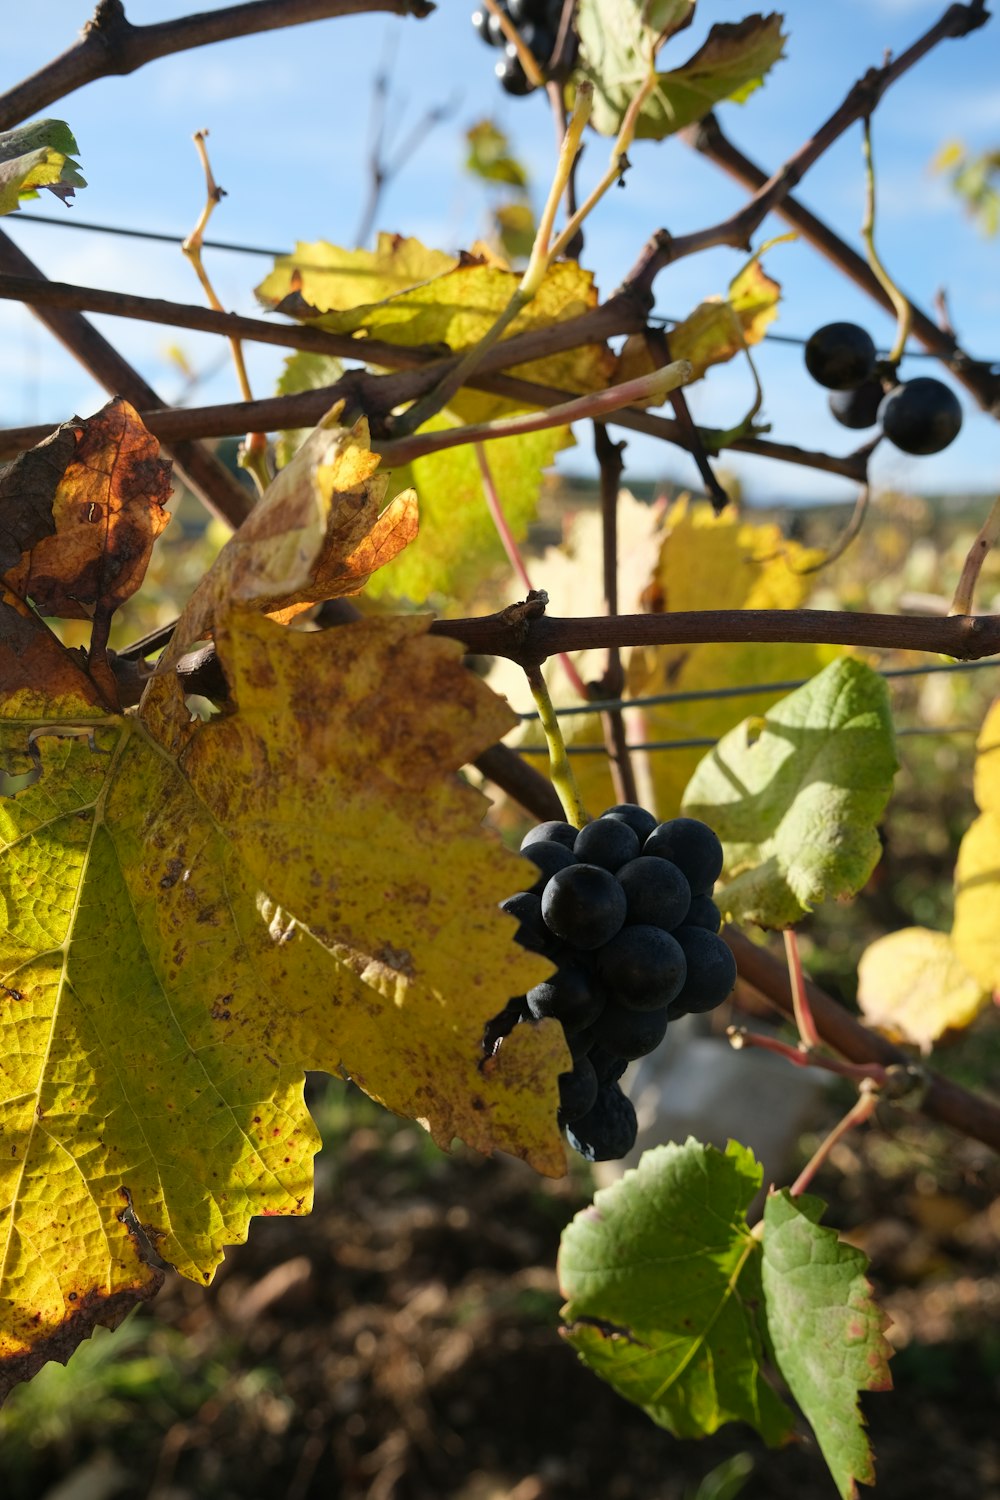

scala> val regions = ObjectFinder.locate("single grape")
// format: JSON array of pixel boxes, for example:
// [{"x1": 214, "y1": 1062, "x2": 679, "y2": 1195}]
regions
[
  {"x1": 566, "y1": 1083, "x2": 638, "y2": 1161},
  {"x1": 573, "y1": 817, "x2": 640, "y2": 873},
  {"x1": 829, "y1": 377, "x2": 884, "y2": 429},
  {"x1": 597, "y1": 924, "x2": 686, "y2": 1011},
  {"x1": 520, "y1": 838, "x2": 577, "y2": 894},
  {"x1": 804, "y1": 322, "x2": 877, "y2": 391},
  {"x1": 471, "y1": 8, "x2": 495, "y2": 43},
  {"x1": 486, "y1": 8, "x2": 508, "y2": 45},
  {"x1": 591, "y1": 999, "x2": 669, "y2": 1060},
  {"x1": 670, "y1": 927, "x2": 737, "y2": 1014},
  {"x1": 600, "y1": 803, "x2": 659, "y2": 842},
  {"x1": 521, "y1": 820, "x2": 578, "y2": 852},
  {"x1": 527, "y1": 962, "x2": 605, "y2": 1032},
  {"x1": 616, "y1": 855, "x2": 691, "y2": 931},
  {"x1": 541, "y1": 864, "x2": 627, "y2": 949},
  {"x1": 643, "y1": 818, "x2": 723, "y2": 896},
  {"x1": 482, "y1": 994, "x2": 529, "y2": 1056},
  {"x1": 588, "y1": 1044, "x2": 629, "y2": 1085},
  {"x1": 496, "y1": 44, "x2": 534, "y2": 94},
  {"x1": 500, "y1": 891, "x2": 552, "y2": 957},
  {"x1": 507, "y1": 0, "x2": 549, "y2": 20},
  {"x1": 558, "y1": 1053, "x2": 599, "y2": 1124},
  {"x1": 877, "y1": 378, "x2": 962, "y2": 456},
  {"x1": 518, "y1": 19, "x2": 555, "y2": 63},
  {"x1": 685, "y1": 894, "x2": 722, "y2": 933}
]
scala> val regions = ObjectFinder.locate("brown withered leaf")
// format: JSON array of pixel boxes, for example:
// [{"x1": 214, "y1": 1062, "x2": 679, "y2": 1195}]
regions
[
  {"x1": 161, "y1": 407, "x2": 417, "y2": 660},
  {"x1": 0, "y1": 425, "x2": 80, "y2": 574},
  {"x1": 2, "y1": 398, "x2": 171, "y2": 620}
]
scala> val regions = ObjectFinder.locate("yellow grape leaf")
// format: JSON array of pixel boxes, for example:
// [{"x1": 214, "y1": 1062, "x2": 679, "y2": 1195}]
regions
[
  {"x1": 617, "y1": 239, "x2": 788, "y2": 389},
  {"x1": 258, "y1": 236, "x2": 612, "y2": 396},
  {"x1": 1, "y1": 610, "x2": 568, "y2": 1397},
  {"x1": 1, "y1": 399, "x2": 171, "y2": 621},
  {"x1": 370, "y1": 387, "x2": 571, "y2": 605},
  {"x1": 857, "y1": 928, "x2": 991, "y2": 1053},
  {"x1": 161, "y1": 406, "x2": 417, "y2": 658},
  {"x1": 953, "y1": 699, "x2": 1000, "y2": 989}
]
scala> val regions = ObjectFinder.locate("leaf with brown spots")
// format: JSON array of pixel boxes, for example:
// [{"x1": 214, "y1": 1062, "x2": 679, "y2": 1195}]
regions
[
  {"x1": 2, "y1": 398, "x2": 171, "y2": 621},
  {"x1": 1, "y1": 605, "x2": 566, "y2": 1398}
]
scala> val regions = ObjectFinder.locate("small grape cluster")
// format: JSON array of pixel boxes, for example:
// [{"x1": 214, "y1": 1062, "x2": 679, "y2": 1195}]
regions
[
  {"x1": 470, "y1": 0, "x2": 572, "y2": 96},
  {"x1": 803, "y1": 321, "x2": 962, "y2": 456},
  {"x1": 486, "y1": 805, "x2": 737, "y2": 1163}
]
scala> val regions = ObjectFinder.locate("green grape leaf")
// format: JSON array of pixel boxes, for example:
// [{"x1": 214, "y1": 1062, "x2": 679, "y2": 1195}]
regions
[
  {"x1": 857, "y1": 927, "x2": 991, "y2": 1052},
  {"x1": 495, "y1": 201, "x2": 537, "y2": 262},
  {"x1": 274, "y1": 350, "x2": 344, "y2": 468},
  {"x1": 952, "y1": 699, "x2": 1000, "y2": 989},
  {"x1": 577, "y1": 8, "x2": 785, "y2": 140},
  {"x1": 761, "y1": 1191, "x2": 893, "y2": 1500},
  {"x1": 0, "y1": 120, "x2": 85, "y2": 215},
  {"x1": 465, "y1": 119, "x2": 529, "y2": 188},
  {"x1": 369, "y1": 388, "x2": 571, "y2": 605},
  {"x1": 559, "y1": 1140, "x2": 795, "y2": 1445},
  {"x1": 682, "y1": 658, "x2": 897, "y2": 928}
]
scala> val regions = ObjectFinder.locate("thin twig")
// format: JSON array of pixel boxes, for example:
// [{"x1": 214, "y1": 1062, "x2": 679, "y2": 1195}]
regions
[
  {"x1": 727, "y1": 1025, "x2": 887, "y2": 1084},
  {"x1": 643, "y1": 324, "x2": 729, "y2": 513},
  {"x1": 789, "y1": 1085, "x2": 881, "y2": 1197},
  {"x1": 950, "y1": 495, "x2": 1000, "y2": 616},
  {"x1": 0, "y1": 0, "x2": 434, "y2": 132},
  {"x1": 622, "y1": 0, "x2": 992, "y2": 301},
  {"x1": 682, "y1": 112, "x2": 1000, "y2": 417},
  {"x1": 861, "y1": 116, "x2": 911, "y2": 365},
  {"x1": 784, "y1": 927, "x2": 822, "y2": 1050},
  {"x1": 525, "y1": 662, "x2": 588, "y2": 827},
  {"x1": 592, "y1": 422, "x2": 637, "y2": 804}
]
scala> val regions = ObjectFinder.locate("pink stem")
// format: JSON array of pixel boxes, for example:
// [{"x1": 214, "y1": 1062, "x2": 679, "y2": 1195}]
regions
[{"x1": 784, "y1": 928, "x2": 823, "y2": 1050}]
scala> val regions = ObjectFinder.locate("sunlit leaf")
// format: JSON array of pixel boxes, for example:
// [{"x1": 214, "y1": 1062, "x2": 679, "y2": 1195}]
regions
[
  {"x1": 0, "y1": 120, "x2": 85, "y2": 215},
  {"x1": 559, "y1": 1140, "x2": 795, "y2": 1444},
  {"x1": 952, "y1": 699, "x2": 1000, "y2": 987},
  {"x1": 465, "y1": 119, "x2": 529, "y2": 188},
  {"x1": 857, "y1": 927, "x2": 991, "y2": 1052},
  {"x1": 274, "y1": 350, "x2": 345, "y2": 468},
  {"x1": 762, "y1": 1191, "x2": 893, "y2": 1500},
  {"x1": 682, "y1": 659, "x2": 898, "y2": 928}
]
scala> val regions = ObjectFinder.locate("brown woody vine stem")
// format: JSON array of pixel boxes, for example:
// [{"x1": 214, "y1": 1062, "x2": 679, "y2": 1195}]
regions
[
  {"x1": 622, "y1": 0, "x2": 992, "y2": 303},
  {"x1": 683, "y1": 114, "x2": 1000, "y2": 417},
  {"x1": 0, "y1": 0, "x2": 435, "y2": 132},
  {"x1": 429, "y1": 605, "x2": 1000, "y2": 664}
]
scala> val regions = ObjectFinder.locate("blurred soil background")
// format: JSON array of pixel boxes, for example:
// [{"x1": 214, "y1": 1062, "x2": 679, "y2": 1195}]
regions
[{"x1": 4, "y1": 483, "x2": 999, "y2": 1500}]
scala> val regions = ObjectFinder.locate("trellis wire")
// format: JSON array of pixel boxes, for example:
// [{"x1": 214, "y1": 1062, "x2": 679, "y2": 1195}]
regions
[
  {"x1": 517, "y1": 657, "x2": 998, "y2": 723},
  {"x1": 6, "y1": 213, "x2": 966, "y2": 361},
  {"x1": 518, "y1": 724, "x2": 980, "y2": 755}
]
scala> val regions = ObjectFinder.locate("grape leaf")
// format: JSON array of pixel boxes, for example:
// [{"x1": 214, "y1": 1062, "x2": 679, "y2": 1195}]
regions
[
  {"x1": 465, "y1": 120, "x2": 529, "y2": 189},
  {"x1": 274, "y1": 350, "x2": 344, "y2": 468},
  {"x1": 1, "y1": 416, "x2": 569, "y2": 1395},
  {"x1": 577, "y1": 7, "x2": 785, "y2": 140},
  {"x1": 682, "y1": 658, "x2": 897, "y2": 928},
  {"x1": 559, "y1": 1140, "x2": 794, "y2": 1444},
  {"x1": 368, "y1": 389, "x2": 571, "y2": 605},
  {"x1": 761, "y1": 1190, "x2": 893, "y2": 1500},
  {"x1": 952, "y1": 699, "x2": 1000, "y2": 989},
  {"x1": 0, "y1": 120, "x2": 85, "y2": 215},
  {"x1": 1, "y1": 399, "x2": 171, "y2": 621},
  {"x1": 857, "y1": 927, "x2": 991, "y2": 1052}
]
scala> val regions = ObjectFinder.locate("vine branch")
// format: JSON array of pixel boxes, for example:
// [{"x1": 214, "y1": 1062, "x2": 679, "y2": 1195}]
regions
[{"x1": 0, "y1": 0, "x2": 435, "y2": 132}]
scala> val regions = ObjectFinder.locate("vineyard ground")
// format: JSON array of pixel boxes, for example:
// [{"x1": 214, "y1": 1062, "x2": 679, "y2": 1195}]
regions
[{"x1": 1, "y1": 1059, "x2": 998, "y2": 1500}]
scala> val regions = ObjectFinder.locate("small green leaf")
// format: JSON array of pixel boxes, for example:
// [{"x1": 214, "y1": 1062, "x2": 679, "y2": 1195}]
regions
[
  {"x1": 576, "y1": 8, "x2": 785, "y2": 140},
  {"x1": 0, "y1": 120, "x2": 85, "y2": 216},
  {"x1": 762, "y1": 1191, "x2": 893, "y2": 1500},
  {"x1": 682, "y1": 659, "x2": 897, "y2": 928},
  {"x1": 558, "y1": 1140, "x2": 795, "y2": 1445},
  {"x1": 465, "y1": 120, "x2": 529, "y2": 189}
]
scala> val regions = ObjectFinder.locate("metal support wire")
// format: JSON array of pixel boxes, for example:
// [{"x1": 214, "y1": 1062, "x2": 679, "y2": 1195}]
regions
[
  {"x1": 518, "y1": 723, "x2": 980, "y2": 755},
  {"x1": 516, "y1": 657, "x2": 999, "y2": 723}
]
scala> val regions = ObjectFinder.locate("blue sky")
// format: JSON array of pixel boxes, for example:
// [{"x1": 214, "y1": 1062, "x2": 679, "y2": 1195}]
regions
[{"x1": 1, "y1": 0, "x2": 998, "y2": 506}]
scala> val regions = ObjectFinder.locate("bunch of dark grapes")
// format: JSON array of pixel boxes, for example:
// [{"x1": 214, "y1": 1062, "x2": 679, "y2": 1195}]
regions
[
  {"x1": 486, "y1": 805, "x2": 737, "y2": 1163},
  {"x1": 803, "y1": 321, "x2": 962, "y2": 455},
  {"x1": 471, "y1": 0, "x2": 574, "y2": 96}
]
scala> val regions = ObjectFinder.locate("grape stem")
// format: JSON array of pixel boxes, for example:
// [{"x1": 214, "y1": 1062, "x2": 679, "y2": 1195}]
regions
[
  {"x1": 861, "y1": 116, "x2": 912, "y2": 367},
  {"x1": 475, "y1": 443, "x2": 589, "y2": 700},
  {"x1": 788, "y1": 1084, "x2": 881, "y2": 1198},
  {"x1": 182, "y1": 129, "x2": 270, "y2": 496},
  {"x1": 524, "y1": 663, "x2": 589, "y2": 829},
  {"x1": 783, "y1": 928, "x2": 823, "y2": 1049},
  {"x1": 726, "y1": 1024, "x2": 887, "y2": 1085},
  {"x1": 479, "y1": 0, "x2": 546, "y2": 88},
  {"x1": 950, "y1": 493, "x2": 1000, "y2": 616}
]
